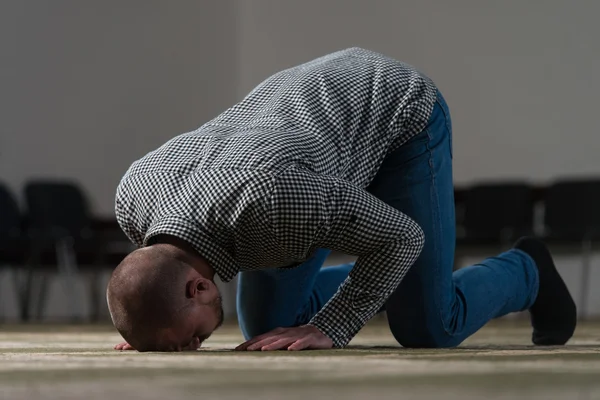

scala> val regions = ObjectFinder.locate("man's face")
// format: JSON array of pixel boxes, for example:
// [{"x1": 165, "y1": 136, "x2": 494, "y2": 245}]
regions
[
  {"x1": 191, "y1": 293, "x2": 225, "y2": 343},
  {"x1": 158, "y1": 293, "x2": 225, "y2": 351}
]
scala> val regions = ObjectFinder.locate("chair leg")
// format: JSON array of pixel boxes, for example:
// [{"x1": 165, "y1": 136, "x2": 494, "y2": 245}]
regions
[
  {"x1": 19, "y1": 258, "x2": 38, "y2": 322},
  {"x1": 0, "y1": 265, "x2": 6, "y2": 322},
  {"x1": 89, "y1": 246, "x2": 107, "y2": 322},
  {"x1": 9, "y1": 267, "x2": 21, "y2": 322},
  {"x1": 580, "y1": 239, "x2": 592, "y2": 320},
  {"x1": 34, "y1": 272, "x2": 49, "y2": 321},
  {"x1": 56, "y1": 237, "x2": 80, "y2": 321},
  {"x1": 88, "y1": 271, "x2": 100, "y2": 322}
]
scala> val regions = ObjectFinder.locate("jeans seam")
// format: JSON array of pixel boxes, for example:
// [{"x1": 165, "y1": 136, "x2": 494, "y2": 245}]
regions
[
  {"x1": 436, "y1": 92, "x2": 453, "y2": 159},
  {"x1": 425, "y1": 124, "x2": 453, "y2": 339}
]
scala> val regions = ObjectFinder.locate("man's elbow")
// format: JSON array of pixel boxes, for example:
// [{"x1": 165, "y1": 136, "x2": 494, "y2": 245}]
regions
[{"x1": 405, "y1": 221, "x2": 425, "y2": 256}]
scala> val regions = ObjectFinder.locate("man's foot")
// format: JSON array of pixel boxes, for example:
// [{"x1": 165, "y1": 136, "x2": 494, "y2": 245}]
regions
[{"x1": 514, "y1": 237, "x2": 577, "y2": 345}]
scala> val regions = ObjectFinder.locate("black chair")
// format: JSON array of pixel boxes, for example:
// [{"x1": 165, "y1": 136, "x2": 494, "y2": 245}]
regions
[
  {"x1": 23, "y1": 180, "x2": 105, "y2": 321},
  {"x1": 543, "y1": 179, "x2": 600, "y2": 317},
  {"x1": 453, "y1": 187, "x2": 468, "y2": 240},
  {"x1": 0, "y1": 183, "x2": 28, "y2": 320},
  {"x1": 461, "y1": 183, "x2": 536, "y2": 247}
]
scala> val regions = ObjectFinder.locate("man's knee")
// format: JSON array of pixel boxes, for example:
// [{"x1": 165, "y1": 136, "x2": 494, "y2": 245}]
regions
[
  {"x1": 239, "y1": 319, "x2": 273, "y2": 341},
  {"x1": 394, "y1": 332, "x2": 460, "y2": 349},
  {"x1": 237, "y1": 310, "x2": 298, "y2": 340},
  {"x1": 388, "y1": 316, "x2": 462, "y2": 349}
]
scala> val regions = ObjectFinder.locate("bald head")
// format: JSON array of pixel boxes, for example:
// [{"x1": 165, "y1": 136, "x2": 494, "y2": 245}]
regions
[
  {"x1": 107, "y1": 245, "x2": 194, "y2": 350},
  {"x1": 107, "y1": 239, "x2": 222, "y2": 352}
]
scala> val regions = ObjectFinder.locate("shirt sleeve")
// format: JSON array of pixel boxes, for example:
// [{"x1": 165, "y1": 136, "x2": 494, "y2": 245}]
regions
[
  {"x1": 269, "y1": 167, "x2": 424, "y2": 348},
  {"x1": 114, "y1": 179, "x2": 145, "y2": 248}
]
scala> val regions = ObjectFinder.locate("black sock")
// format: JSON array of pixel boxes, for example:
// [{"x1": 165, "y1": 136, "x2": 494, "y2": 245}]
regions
[{"x1": 514, "y1": 237, "x2": 577, "y2": 345}]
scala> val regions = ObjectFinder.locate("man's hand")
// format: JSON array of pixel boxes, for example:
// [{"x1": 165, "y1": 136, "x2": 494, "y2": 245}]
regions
[
  {"x1": 114, "y1": 341, "x2": 135, "y2": 351},
  {"x1": 114, "y1": 337, "x2": 201, "y2": 352},
  {"x1": 235, "y1": 325, "x2": 333, "y2": 351}
]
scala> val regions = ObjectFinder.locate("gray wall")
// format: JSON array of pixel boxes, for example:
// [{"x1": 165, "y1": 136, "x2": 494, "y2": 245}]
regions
[
  {"x1": 238, "y1": 0, "x2": 600, "y2": 186},
  {"x1": 1, "y1": 0, "x2": 238, "y2": 216},
  {"x1": 2, "y1": 1, "x2": 600, "y2": 320},
  {"x1": 3, "y1": 1, "x2": 599, "y2": 215}
]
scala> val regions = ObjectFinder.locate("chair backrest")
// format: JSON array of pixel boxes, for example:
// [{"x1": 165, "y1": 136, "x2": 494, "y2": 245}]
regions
[
  {"x1": 463, "y1": 183, "x2": 535, "y2": 241},
  {"x1": 0, "y1": 183, "x2": 21, "y2": 238},
  {"x1": 544, "y1": 179, "x2": 600, "y2": 241},
  {"x1": 24, "y1": 180, "x2": 90, "y2": 237}
]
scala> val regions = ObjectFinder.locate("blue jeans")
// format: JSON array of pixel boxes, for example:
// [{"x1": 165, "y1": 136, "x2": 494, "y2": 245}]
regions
[{"x1": 237, "y1": 90, "x2": 539, "y2": 348}]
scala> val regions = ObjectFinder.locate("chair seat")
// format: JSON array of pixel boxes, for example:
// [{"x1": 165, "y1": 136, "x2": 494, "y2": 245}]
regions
[{"x1": 25, "y1": 232, "x2": 105, "y2": 267}]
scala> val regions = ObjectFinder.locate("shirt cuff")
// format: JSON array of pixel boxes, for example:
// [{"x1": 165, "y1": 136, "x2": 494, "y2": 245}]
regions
[{"x1": 308, "y1": 280, "x2": 385, "y2": 348}]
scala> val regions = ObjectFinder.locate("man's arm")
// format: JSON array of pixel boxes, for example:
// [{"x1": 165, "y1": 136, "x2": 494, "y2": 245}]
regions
[
  {"x1": 114, "y1": 179, "x2": 145, "y2": 248},
  {"x1": 269, "y1": 167, "x2": 424, "y2": 348}
]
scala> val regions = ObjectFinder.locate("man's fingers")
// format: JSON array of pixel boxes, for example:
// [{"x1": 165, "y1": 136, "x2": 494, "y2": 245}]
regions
[
  {"x1": 235, "y1": 334, "x2": 271, "y2": 351},
  {"x1": 235, "y1": 328, "x2": 286, "y2": 351},
  {"x1": 115, "y1": 342, "x2": 135, "y2": 351},
  {"x1": 236, "y1": 336, "x2": 267, "y2": 351},
  {"x1": 260, "y1": 337, "x2": 297, "y2": 351},
  {"x1": 184, "y1": 337, "x2": 200, "y2": 351},
  {"x1": 287, "y1": 337, "x2": 312, "y2": 351},
  {"x1": 236, "y1": 338, "x2": 261, "y2": 351},
  {"x1": 247, "y1": 334, "x2": 286, "y2": 351}
]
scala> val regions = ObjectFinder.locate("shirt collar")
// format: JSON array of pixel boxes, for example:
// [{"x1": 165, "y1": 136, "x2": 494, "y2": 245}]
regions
[{"x1": 144, "y1": 215, "x2": 239, "y2": 283}]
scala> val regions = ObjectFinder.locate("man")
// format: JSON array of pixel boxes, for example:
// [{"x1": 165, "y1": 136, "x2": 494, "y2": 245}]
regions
[{"x1": 108, "y1": 47, "x2": 576, "y2": 352}]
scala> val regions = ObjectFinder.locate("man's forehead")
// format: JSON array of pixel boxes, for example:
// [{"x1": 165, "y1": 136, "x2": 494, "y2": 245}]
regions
[{"x1": 155, "y1": 326, "x2": 195, "y2": 351}]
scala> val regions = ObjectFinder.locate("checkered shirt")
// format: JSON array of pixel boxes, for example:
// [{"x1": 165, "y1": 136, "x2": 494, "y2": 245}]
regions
[{"x1": 116, "y1": 47, "x2": 436, "y2": 348}]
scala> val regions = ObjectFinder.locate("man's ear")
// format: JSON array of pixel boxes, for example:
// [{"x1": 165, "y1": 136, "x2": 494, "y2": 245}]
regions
[{"x1": 185, "y1": 277, "x2": 210, "y2": 298}]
